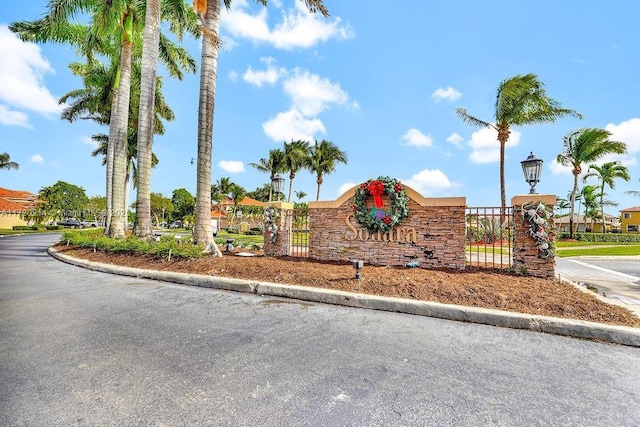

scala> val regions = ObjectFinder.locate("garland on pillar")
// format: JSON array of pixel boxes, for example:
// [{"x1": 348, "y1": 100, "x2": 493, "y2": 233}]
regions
[
  {"x1": 521, "y1": 201, "x2": 554, "y2": 259},
  {"x1": 263, "y1": 206, "x2": 279, "y2": 243}
]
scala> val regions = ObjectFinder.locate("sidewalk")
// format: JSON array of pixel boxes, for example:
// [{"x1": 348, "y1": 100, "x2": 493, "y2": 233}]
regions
[{"x1": 556, "y1": 257, "x2": 640, "y2": 317}]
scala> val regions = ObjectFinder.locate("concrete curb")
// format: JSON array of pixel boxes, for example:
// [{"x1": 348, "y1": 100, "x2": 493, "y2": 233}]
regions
[{"x1": 48, "y1": 247, "x2": 640, "y2": 348}]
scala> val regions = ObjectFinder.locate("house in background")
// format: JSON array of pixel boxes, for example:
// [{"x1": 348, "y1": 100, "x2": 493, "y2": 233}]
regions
[
  {"x1": 555, "y1": 213, "x2": 621, "y2": 233},
  {"x1": 0, "y1": 188, "x2": 38, "y2": 228},
  {"x1": 620, "y1": 206, "x2": 640, "y2": 234},
  {"x1": 212, "y1": 196, "x2": 265, "y2": 232}
]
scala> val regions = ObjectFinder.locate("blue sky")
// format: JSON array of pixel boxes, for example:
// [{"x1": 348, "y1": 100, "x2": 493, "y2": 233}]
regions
[{"x1": 2, "y1": 0, "x2": 640, "y2": 213}]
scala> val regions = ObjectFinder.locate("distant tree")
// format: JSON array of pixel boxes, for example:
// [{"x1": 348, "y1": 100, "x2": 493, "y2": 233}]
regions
[
  {"x1": 171, "y1": 188, "x2": 195, "y2": 221},
  {"x1": 555, "y1": 197, "x2": 570, "y2": 217},
  {"x1": 249, "y1": 149, "x2": 286, "y2": 202},
  {"x1": 295, "y1": 190, "x2": 307, "y2": 201},
  {"x1": 456, "y1": 73, "x2": 581, "y2": 213},
  {"x1": 150, "y1": 192, "x2": 174, "y2": 225},
  {"x1": 583, "y1": 161, "x2": 630, "y2": 233},
  {"x1": 308, "y1": 140, "x2": 348, "y2": 201},
  {"x1": 38, "y1": 181, "x2": 89, "y2": 221},
  {"x1": 556, "y1": 128, "x2": 627, "y2": 238},
  {"x1": 228, "y1": 183, "x2": 247, "y2": 229},
  {"x1": 246, "y1": 184, "x2": 272, "y2": 203},
  {"x1": 85, "y1": 196, "x2": 107, "y2": 224},
  {"x1": 0, "y1": 151, "x2": 19, "y2": 171},
  {"x1": 283, "y1": 140, "x2": 310, "y2": 202}
]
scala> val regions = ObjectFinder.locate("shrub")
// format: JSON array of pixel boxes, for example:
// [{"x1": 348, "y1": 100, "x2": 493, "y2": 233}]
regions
[
  {"x1": 12, "y1": 225, "x2": 38, "y2": 231},
  {"x1": 556, "y1": 232, "x2": 640, "y2": 243},
  {"x1": 46, "y1": 225, "x2": 64, "y2": 230}
]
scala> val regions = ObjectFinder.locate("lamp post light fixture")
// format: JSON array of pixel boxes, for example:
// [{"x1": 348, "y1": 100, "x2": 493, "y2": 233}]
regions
[
  {"x1": 520, "y1": 151, "x2": 544, "y2": 194},
  {"x1": 352, "y1": 259, "x2": 364, "y2": 279},
  {"x1": 271, "y1": 175, "x2": 285, "y2": 200}
]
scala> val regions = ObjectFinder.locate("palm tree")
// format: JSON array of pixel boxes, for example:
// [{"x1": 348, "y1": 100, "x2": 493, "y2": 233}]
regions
[
  {"x1": 295, "y1": 190, "x2": 307, "y2": 201},
  {"x1": 556, "y1": 128, "x2": 627, "y2": 238},
  {"x1": 456, "y1": 73, "x2": 581, "y2": 213},
  {"x1": 136, "y1": 0, "x2": 199, "y2": 239},
  {"x1": 283, "y1": 140, "x2": 310, "y2": 202},
  {"x1": 0, "y1": 152, "x2": 19, "y2": 171},
  {"x1": 555, "y1": 197, "x2": 570, "y2": 216},
  {"x1": 11, "y1": 0, "x2": 197, "y2": 238},
  {"x1": 248, "y1": 149, "x2": 285, "y2": 202},
  {"x1": 192, "y1": 0, "x2": 329, "y2": 246},
  {"x1": 583, "y1": 161, "x2": 630, "y2": 233},
  {"x1": 308, "y1": 140, "x2": 348, "y2": 201}
]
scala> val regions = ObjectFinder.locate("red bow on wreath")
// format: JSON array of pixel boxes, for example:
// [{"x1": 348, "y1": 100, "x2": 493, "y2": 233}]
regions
[{"x1": 367, "y1": 180, "x2": 385, "y2": 208}]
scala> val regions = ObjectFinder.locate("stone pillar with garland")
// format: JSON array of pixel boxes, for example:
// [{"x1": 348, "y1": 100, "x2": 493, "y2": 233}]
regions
[
  {"x1": 511, "y1": 195, "x2": 557, "y2": 279},
  {"x1": 263, "y1": 202, "x2": 294, "y2": 257}
]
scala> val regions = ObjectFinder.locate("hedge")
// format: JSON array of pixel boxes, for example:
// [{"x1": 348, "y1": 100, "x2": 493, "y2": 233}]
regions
[{"x1": 556, "y1": 231, "x2": 640, "y2": 243}]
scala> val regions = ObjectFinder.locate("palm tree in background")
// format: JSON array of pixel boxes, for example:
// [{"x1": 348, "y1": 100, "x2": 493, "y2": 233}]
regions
[
  {"x1": 583, "y1": 161, "x2": 630, "y2": 233},
  {"x1": 308, "y1": 140, "x2": 348, "y2": 201},
  {"x1": 192, "y1": 0, "x2": 329, "y2": 247},
  {"x1": 579, "y1": 185, "x2": 601, "y2": 230},
  {"x1": 0, "y1": 151, "x2": 19, "y2": 171},
  {"x1": 555, "y1": 197, "x2": 570, "y2": 216},
  {"x1": 556, "y1": 128, "x2": 627, "y2": 238},
  {"x1": 456, "y1": 73, "x2": 581, "y2": 213},
  {"x1": 283, "y1": 140, "x2": 310, "y2": 202},
  {"x1": 249, "y1": 149, "x2": 286, "y2": 202}
]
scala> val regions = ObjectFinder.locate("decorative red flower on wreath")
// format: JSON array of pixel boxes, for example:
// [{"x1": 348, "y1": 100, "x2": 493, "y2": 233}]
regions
[{"x1": 353, "y1": 176, "x2": 409, "y2": 234}]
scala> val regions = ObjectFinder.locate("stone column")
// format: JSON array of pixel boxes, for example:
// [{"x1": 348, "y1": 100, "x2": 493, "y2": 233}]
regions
[
  {"x1": 511, "y1": 195, "x2": 557, "y2": 278},
  {"x1": 263, "y1": 202, "x2": 294, "y2": 257}
]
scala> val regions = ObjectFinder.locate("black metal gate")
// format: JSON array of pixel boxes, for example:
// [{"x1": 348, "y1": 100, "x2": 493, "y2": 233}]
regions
[
  {"x1": 287, "y1": 208, "x2": 310, "y2": 257},
  {"x1": 465, "y1": 206, "x2": 514, "y2": 270}
]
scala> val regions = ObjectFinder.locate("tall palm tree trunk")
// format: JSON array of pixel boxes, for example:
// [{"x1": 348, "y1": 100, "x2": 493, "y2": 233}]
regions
[
  {"x1": 569, "y1": 173, "x2": 579, "y2": 239},
  {"x1": 108, "y1": 37, "x2": 134, "y2": 239},
  {"x1": 105, "y1": 90, "x2": 119, "y2": 236},
  {"x1": 193, "y1": 0, "x2": 221, "y2": 254},
  {"x1": 135, "y1": 0, "x2": 162, "y2": 239}
]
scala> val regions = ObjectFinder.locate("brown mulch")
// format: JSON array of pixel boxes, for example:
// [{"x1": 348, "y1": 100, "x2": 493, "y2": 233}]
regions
[{"x1": 55, "y1": 245, "x2": 640, "y2": 328}]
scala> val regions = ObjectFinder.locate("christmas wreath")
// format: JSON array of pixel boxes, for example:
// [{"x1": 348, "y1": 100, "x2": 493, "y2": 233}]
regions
[{"x1": 353, "y1": 176, "x2": 409, "y2": 234}]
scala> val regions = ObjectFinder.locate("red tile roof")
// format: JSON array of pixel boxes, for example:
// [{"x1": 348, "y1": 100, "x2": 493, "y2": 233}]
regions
[
  {"x1": 0, "y1": 198, "x2": 29, "y2": 212},
  {"x1": 620, "y1": 206, "x2": 640, "y2": 212}
]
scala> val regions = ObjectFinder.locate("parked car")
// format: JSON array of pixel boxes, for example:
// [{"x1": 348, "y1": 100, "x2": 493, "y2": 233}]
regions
[
  {"x1": 81, "y1": 220, "x2": 99, "y2": 227},
  {"x1": 57, "y1": 218, "x2": 82, "y2": 228},
  {"x1": 168, "y1": 221, "x2": 182, "y2": 229}
]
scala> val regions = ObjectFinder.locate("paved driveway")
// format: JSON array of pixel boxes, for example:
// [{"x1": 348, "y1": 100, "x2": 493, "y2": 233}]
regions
[{"x1": 2, "y1": 234, "x2": 640, "y2": 425}]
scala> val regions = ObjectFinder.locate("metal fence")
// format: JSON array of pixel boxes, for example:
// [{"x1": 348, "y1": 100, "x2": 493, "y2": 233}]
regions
[
  {"x1": 465, "y1": 207, "x2": 514, "y2": 270},
  {"x1": 287, "y1": 208, "x2": 310, "y2": 257}
]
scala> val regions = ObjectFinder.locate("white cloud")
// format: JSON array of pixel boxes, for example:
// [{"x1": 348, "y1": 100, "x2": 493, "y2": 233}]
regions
[
  {"x1": 0, "y1": 25, "x2": 64, "y2": 125},
  {"x1": 262, "y1": 109, "x2": 326, "y2": 141},
  {"x1": 218, "y1": 160, "x2": 245, "y2": 173},
  {"x1": 549, "y1": 158, "x2": 572, "y2": 176},
  {"x1": 431, "y1": 86, "x2": 462, "y2": 101},
  {"x1": 0, "y1": 104, "x2": 30, "y2": 127},
  {"x1": 606, "y1": 117, "x2": 640, "y2": 154},
  {"x1": 404, "y1": 169, "x2": 457, "y2": 196},
  {"x1": 222, "y1": 1, "x2": 353, "y2": 50},
  {"x1": 467, "y1": 127, "x2": 521, "y2": 164},
  {"x1": 242, "y1": 57, "x2": 285, "y2": 87},
  {"x1": 338, "y1": 182, "x2": 357, "y2": 196},
  {"x1": 82, "y1": 136, "x2": 99, "y2": 148},
  {"x1": 446, "y1": 132, "x2": 464, "y2": 149},
  {"x1": 30, "y1": 154, "x2": 43, "y2": 164},
  {"x1": 402, "y1": 128, "x2": 433, "y2": 147},
  {"x1": 261, "y1": 68, "x2": 352, "y2": 142},
  {"x1": 283, "y1": 69, "x2": 349, "y2": 116}
]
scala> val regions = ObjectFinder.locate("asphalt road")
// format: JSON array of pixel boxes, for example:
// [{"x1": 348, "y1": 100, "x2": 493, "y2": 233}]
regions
[
  {"x1": 574, "y1": 256, "x2": 640, "y2": 279},
  {"x1": 2, "y1": 234, "x2": 640, "y2": 426}
]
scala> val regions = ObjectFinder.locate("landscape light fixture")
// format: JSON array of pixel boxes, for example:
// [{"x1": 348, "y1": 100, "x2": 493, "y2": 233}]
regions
[
  {"x1": 520, "y1": 151, "x2": 544, "y2": 194},
  {"x1": 352, "y1": 259, "x2": 364, "y2": 279},
  {"x1": 225, "y1": 238, "x2": 235, "y2": 252},
  {"x1": 271, "y1": 175, "x2": 285, "y2": 196}
]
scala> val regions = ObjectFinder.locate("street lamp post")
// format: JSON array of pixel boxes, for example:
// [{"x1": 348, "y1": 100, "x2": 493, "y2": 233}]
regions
[
  {"x1": 520, "y1": 152, "x2": 544, "y2": 194},
  {"x1": 271, "y1": 175, "x2": 285, "y2": 201}
]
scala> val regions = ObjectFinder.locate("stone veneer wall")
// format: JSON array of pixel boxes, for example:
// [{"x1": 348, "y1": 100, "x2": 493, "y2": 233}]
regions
[
  {"x1": 511, "y1": 195, "x2": 557, "y2": 279},
  {"x1": 307, "y1": 187, "x2": 467, "y2": 270}
]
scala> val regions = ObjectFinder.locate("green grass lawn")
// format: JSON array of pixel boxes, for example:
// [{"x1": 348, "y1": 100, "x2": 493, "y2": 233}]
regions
[
  {"x1": 0, "y1": 228, "x2": 63, "y2": 235},
  {"x1": 556, "y1": 245, "x2": 640, "y2": 257}
]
